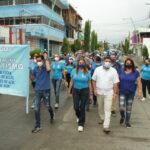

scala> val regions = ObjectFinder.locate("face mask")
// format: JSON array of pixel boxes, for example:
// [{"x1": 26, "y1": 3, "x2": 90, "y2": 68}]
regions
[
  {"x1": 37, "y1": 62, "x2": 43, "y2": 67},
  {"x1": 125, "y1": 64, "x2": 132, "y2": 69},
  {"x1": 145, "y1": 63, "x2": 149, "y2": 66},
  {"x1": 55, "y1": 57, "x2": 59, "y2": 61},
  {"x1": 78, "y1": 64, "x2": 86, "y2": 69},
  {"x1": 103, "y1": 62, "x2": 111, "y2": 69}
]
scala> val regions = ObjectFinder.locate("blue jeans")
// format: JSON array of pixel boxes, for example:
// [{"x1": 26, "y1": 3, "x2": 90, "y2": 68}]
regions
[
  {"x1": 72, "y1": 88, "x2": 89, "y2": 126},
  {"x1": 34, "y1": 89, "x2": 53, "y2": 128},
  {"x1": 52, "y1": 79, "x2": 62, "y2": 103},
  {"x1": 119, "y1": 92, "x2": 134, "y2": 124}
]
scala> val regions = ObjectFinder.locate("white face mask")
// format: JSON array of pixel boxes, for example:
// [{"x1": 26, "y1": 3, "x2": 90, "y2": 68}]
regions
[
  {"x1": 55, "y1": 57, "x2": 59, "y2": 61},
  {"x1": 37, "y1": 62, "x2": 43, "y2": 67},
  {"x1": 103, "y1": 62, "x2": 111, "y2": 69}
]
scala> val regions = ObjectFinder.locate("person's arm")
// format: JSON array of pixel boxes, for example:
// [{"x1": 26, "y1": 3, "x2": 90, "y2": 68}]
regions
[
  {"x1": 45, "y1": 60, "x2": 51, "y2": 71},
  {"x1": 113, "y1": 83, "x2": 118, "y2": 96},
  {"x1": 137, "y1": 76, "x2": 142, "y2": 100},
  {"x1": 88, "y1": 80, "x2": 93, "y2": 97},
  {"x1": 30, "y1": 70, "x2": 34, "y2": 81},
  {"x1": 68, "y1": 78, "x2": 73, "y2": 95},
  {"x1": 92, "y1": 80, "x2": 97, "y2": 96}
]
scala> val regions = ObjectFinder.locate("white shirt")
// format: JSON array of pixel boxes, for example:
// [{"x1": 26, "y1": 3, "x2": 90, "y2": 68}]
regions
[{"x1": 92, "y1": 66, "x2": 119, "y2": 96}]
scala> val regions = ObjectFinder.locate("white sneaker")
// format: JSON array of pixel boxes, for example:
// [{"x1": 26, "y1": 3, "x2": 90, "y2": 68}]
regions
[
  {"x1": 141, "y1": 97, "x2": 146, "y2": 101},
  {"x1": 54, "y1": 103, "x2": 59, "y2": 109},
  {"x1": 78, "y1": 126, "x2": 83, "y2": 132}
]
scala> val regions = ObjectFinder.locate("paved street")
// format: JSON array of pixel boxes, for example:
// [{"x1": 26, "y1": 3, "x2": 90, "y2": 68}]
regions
[{"x1": 0, "y1": 82, "x2": 150, "y2": 150}]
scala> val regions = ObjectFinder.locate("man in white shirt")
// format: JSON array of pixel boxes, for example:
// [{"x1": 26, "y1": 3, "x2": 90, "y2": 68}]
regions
[{"x1": 92, "y1": 56, "x2": 119, "y2": 133}]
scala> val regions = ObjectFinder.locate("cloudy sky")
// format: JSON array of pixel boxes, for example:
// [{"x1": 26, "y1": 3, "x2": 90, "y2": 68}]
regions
[{"x1": 69, "y1": 0, "x2": 150, "y2": 43}]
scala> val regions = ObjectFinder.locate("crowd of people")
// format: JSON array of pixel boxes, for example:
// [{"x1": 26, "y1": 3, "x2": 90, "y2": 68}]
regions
[{"x1": 29, "y1": 50, "x2": 150, "y2": 134}]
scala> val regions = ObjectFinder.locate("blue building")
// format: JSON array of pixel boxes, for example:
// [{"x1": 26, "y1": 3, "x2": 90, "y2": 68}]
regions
[{"x1": 0, "y1": 0, "x2": 69, "y2": 54}]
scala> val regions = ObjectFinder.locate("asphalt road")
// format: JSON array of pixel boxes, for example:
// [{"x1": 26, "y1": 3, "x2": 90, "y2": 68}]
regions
[{"x1": 0, "y1": 82, "x2": 150, "y2": 150}]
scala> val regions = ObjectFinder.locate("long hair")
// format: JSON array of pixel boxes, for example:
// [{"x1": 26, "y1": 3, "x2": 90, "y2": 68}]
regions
[
  {"x1": 76, "y1": 57, "x2": 88, "y2": 75},
  {"x1": 124, "y1": 58, "x2": 135, "y2": 72}
]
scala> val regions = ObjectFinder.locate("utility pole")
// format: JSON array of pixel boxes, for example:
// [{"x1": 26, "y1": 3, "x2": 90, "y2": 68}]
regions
[{"x1": 47, "y1": 0, "x2": 57, "y2": 57}]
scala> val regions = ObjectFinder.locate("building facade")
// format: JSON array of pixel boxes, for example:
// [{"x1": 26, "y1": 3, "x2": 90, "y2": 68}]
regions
[
  {"x1": 62, "y1": 4, "x2": 82, "y2": 44},
  {"x1": 0, "y1": 0, "x2": 69, "y2": 54}
]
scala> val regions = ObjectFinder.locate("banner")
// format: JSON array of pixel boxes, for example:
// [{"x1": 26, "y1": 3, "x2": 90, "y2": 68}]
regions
[{"x1": 0, "y1": 45, "x2": 29, "y2": 97}]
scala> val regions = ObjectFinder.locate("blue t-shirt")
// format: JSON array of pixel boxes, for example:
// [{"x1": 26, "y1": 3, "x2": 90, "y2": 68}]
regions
[
  {"x1": 71, "y1": 69, "x2": 91, "y2": 89},
  {"x1": 51, "y1": 62, "x2": 65, "y2": 80},
  {"x1": 119, "y1": 70, "x2": 139, "y2": 94},
  {"x1": 33, "y1": 65, "x2": 50, "y2": 91},
  {"x1": 141, "y1": 65, "x2": 150, "y2": 80},
  {"x1": 90, "y1": 62, "x2": 101, "y2": 76},
  {"x1": 65, "y1": 64, "x2": 74, "y2": 74}
]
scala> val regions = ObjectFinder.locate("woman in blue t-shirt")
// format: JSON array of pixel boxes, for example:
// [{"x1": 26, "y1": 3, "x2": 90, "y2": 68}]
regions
[
  {"x1": 51, "y1": 55, "x2": 65, "y2": 109},
  {"x1": 65, "y1": 57, "x2": 74, "y2": 88},
  {"x1": 68, "y1": 57, "x2": 92, "y2": 132},
  {"x1": 119, "y1": 58, "x2": 142, "y2": 128},
  {"x1": 141, "y1": 59, "x2": 150, "y2": 101}
]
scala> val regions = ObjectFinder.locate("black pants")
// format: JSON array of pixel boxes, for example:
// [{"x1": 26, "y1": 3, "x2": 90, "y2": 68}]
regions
[
  {"x1": 72, "y1": 88, "x2": 89, "y2": 126},
  {"x1": 141, "y1": 79, "x2": 150, "y2": 98},
  {"x1": 66, "y1": 73, "x2": 71, "y2": 88}
]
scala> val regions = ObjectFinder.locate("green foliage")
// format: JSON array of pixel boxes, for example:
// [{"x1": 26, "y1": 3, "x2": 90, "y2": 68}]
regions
[
  {"x1": 91, "y1": 30, "x2": 98, "y2": 51},
  {"x1": 104, "y1": 41, "x2": 109, "y2": 50},
  {"x1": 142, "y1": 46, "x2": 149, "y2": 58},
  {"x1": 30, "y1": 49, "x2": 41, "y2": 58},
  {"x1": 84, "y1": 20, "x2": 91, "y2": 52},
  {"x1": 61, "y1": 38, "x2": 70, "y2": 54},
  {"x1": 71, "y1": 39, "x2": 82, "y2": 53},
  {"x1": 122, "y1": 38, "x2": 129, "y2": 54}
]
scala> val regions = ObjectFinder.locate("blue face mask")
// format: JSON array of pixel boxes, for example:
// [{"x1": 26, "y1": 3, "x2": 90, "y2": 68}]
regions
[
  {"x1": 103, "y1": 62, "x2": 111, "y2": 69},
  {"x1": 78, "y1": 64, "x2": 86, "y2": 69}
]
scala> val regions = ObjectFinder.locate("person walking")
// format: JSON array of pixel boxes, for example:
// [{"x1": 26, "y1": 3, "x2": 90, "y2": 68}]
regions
[
  {"x1": 68, "y1": 57, "x2": 92, "y2": 132},
  {"x1": 110, "y1": 54, "x2": 122, "y2": 117},
  {"x1": 119, "y1": 58, "x2": 142, "y2": 128},
  {"x1": 141, "y1": 59, "x2": 150, "y2": 101},
  {"x1": 92, "y1": 56, "x2": 119, "y2": 133},
  {"x1": 30, "y1": 55, "x2": 54, "y2": 133},
  {"x1": 90, "y1": 56, "x2": 102, "y2": 107},
  {"x1": 51, "y1": 54, "x2": 66, "y2": 109}
]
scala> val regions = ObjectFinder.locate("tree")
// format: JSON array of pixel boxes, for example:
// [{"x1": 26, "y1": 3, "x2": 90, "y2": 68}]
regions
[
  {"x1": 84, "y1": 20, "x2": 91, "y2": 52},
  {"x1": 104, "y1": 40, "x2": 109, "y2": 50},
  {"x1": 61, "y1": 38, "x2": 70, "y2": 54},
  {"x1": 71, "y1": 39, "x2": 82, "y2": 53},
  {"x1": 91, "y1": 30, "x2": 98, "y2": 51},
  {"x1": 122, "y1": 38, "x2": 129, "y2": 54},
  {"x1": 142, "y1": 46, "x2": 149, "y2": 59}
]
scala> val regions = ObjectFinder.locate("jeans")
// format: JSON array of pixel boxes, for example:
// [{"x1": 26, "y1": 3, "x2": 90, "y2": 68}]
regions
[
  {"x1": 97, "y1": 95, "x2": 113, "y2": 128},
  {"x1": 119, "y1": 92, "x2": 134, "y2": 124},
  {"x1": 72, "y1": 88, "x2": 89, "y2": 126},
  {"x1": 34, "y1": 89, "x2": 53, "y2": 128},
  {"x1": 52, "y1": 79, "x2": 62, "y2": 103},
  {"x1": 141, "y1": 79, "x2": 150, "y2": 98}
]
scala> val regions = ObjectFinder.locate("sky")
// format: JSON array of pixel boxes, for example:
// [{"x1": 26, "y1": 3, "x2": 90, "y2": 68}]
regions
[{"x1": 68, "y1": 0, "x2": 150, "y2": 44}]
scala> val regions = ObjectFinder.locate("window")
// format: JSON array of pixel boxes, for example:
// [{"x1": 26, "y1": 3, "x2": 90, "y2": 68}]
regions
[
  {"x1": 0, "y1": 0, "x2": 13, "y2": 6},
  {"x1": 42, "y1": 0, "x2": 52, "y2": 9},
  {"x1": 16, "y1": 0, "x2": 38, "y2": 4}
]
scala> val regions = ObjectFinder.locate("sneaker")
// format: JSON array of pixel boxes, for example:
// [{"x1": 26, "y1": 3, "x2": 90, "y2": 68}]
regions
[
  {"x1": 32, "y1": 127, "x2": 42, "y2": 133},
  {"x1": 141, "y1": 97, "x2": 146, "y2": 101},
  {"x1": 76, "y1": 118, "x2": 79, "y2": 123},
  {"x1": 78, "y1": 126, "x2": 83, "y2": 132},
  {"x1": 120, "y1": 118, "x2": 124, "y2": 125},
  {"x1": 111, "y1": 111, "x2": 117, "y2": 117},
  {"x1": 126, "y1": 123, "x2": 131, "y2": 128},
  {"x1": 31, "y1": 103, "x2": 35, "y2": 109},
  {"x1": 54, "y1": 103, "x2": 59, "y2": 109},
  {"x1": 103, "y1": 128, "x2": 111, "y2": 134}
]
